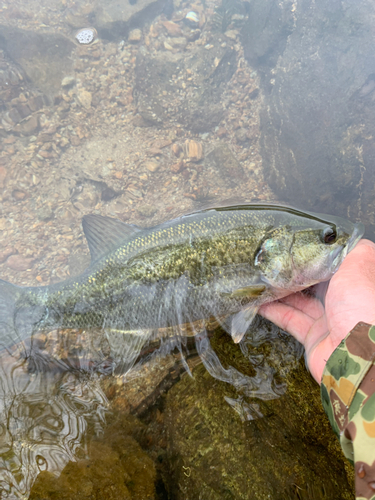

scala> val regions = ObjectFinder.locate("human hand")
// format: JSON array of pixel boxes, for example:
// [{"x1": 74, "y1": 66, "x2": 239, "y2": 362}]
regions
[{"x1": 259, "y1": 239, "x2": 375, "y2": 383}]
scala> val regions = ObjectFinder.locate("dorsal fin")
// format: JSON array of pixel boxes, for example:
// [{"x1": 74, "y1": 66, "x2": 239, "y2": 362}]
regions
[{"x1": 82, "y1": 214, "x2": 142, "y2": 263}]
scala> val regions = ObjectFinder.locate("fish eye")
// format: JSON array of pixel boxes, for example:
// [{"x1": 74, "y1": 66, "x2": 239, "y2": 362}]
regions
[{"x1": 322, "y1": 227, "x2": 337, "y2": 245}]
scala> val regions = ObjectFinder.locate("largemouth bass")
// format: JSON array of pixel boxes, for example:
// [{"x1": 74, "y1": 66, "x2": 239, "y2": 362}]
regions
[{"x1": 0, "y1": 204, "x2": 364, "y2": 384}]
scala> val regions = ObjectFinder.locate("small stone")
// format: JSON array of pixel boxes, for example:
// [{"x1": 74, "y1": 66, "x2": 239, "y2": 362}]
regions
[
  {"x1": 101, "y1": 187, "x2": 117, "y2": 201},
  {"x1": 224, "y1": 30, "x2": 239, "y2": 40},
  {"x1": 15, "y1": 115, "x2": 40, "y2": 136},
  {"x1": 217, "y1": 127, "x2": 227, "y2": 138},
  {"x1": 162, "y1": 21, "x2": 182, "y2": 37},
  {"x1": 28, "y1": 95, "x2": 45, "y2": 112},
  {"x1": 145, "y1": 161, "x2": 159, "y2": 172},
  {"x1": 148, "y1": 147, "x2": 162, "y2": 156},
  {"x1": 184, "y1": 140, "x2": 203, "y2": 161},
  {"x1": 6, "y1": 255, "x2": 35, "y2": 271},
  {"x1": 59, "y1": 137, "x2": 70, "y2": 148},
  {"x1": 61, "y1": 76, "x2": 76, "y2": 88},
  {"x1": 12, "y1": 189, "x2": 27, "y2": 201},
  {"x1": 37, "y1": 206, "x2": 54, "y2": 221},
  {"x1": 169, "y1": 37, "x2": 187, "y2": 49},
  {"x1": 77, "y1": 89, "x2": 92, "y2": 109},
  {"x1": 170, "y1": 161, "x2": 183, "y2": 173},
  {"x1": 16, "y1": 103, "x2": 31, "y2": 119},
  {"x1": 7, "y1": 108, "x2": 22, "y2": 124},
  {"x1": 128, "y1": 29, "x2": 142, "y2": 43},
  {"x1": 164, "y1": 41, "x2": 173, "y2": 51},
  {"x1": 137, "y1": 204, "x2": 157, "y2": 217},
  {"x1": 235, "y1": 127, "x2": 249, "y2": 144},
  {"x1": 171, "y1": 143, "x2": 182, "y2": 157},
  {"x1": 0, "y1": 219, "x2": 6, "y2": 230}
]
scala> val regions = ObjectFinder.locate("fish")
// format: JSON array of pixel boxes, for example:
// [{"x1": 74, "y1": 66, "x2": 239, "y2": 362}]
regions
[{"x1": 0, "y1": 204, "x2": 364, "y2": 387}]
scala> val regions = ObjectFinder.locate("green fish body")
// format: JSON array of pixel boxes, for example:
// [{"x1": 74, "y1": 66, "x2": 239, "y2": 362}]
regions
[{"x1": 0, "y1": 204, "x2": 364, "y2": 381}]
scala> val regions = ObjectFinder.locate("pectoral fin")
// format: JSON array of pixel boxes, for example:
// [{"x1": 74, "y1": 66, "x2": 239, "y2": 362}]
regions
[
  {"x1": 222, "y1": 285, "x2": 266, "y2": 299},
  {"x1": 230, "y1": 306, "x2": 258, "y2": 344}
]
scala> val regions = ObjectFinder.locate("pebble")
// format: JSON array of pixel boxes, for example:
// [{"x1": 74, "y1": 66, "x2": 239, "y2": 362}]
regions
[
  {"x1": 14, "y1": 115, "x2": 40, "y2": 136},
  {"x1": 235, "y1": 127, "x2": 249, "y2": 144},
  {"x1": 136, "y1": 204, "x2": 157, "y2": 217},
  {"x1": 168, "y1": 37, "x2": 187, "y2": 49},
  {"x1": 171, "y1": 143, "x2": 182, "y2": 157},
  {"x1": 170, "y1": 161, "x2": 183, "y2": 173},
  {"x1": 128, "y1": 29, "x2": 142, "y2": 43},
  {"x1": 184, "y1": 140, "x2": 203, "y2": 161},
  {"x1": 225, "y1": 30, "x2": 239, "y2": 40},
  {"x1": 77, "y1": 89, "x2": 92, "y2": 109},
  {"x1": 162, "y1": 21, "x2": 182, "y2": 37},
  {"x1": 61, "y1": 76, "x2": 76, "y2": 88},
  {"x1": 145, "y1": 160, "x2": 159, "y2": 172},
  {"x1": 216, "y1": 127, "x2": 227, "y2": 138},
  {"x1": 164, "y1": 41, "x2": 173, "y2": 51},
  {"x1": 36, "y1": 206, "x2": 54, "y2": 221},
  {"x1": 12, "y1": 189, "x2": 27, "y2": 201},
  {"x1": 6, "y1": 255, "x2": 35, "y2": 272}
]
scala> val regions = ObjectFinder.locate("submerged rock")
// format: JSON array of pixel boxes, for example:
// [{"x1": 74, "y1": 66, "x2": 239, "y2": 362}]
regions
[
  {"x1": 163, "y1": 325, "x2": 354, "y2": 499},
  {"x1": 29, "y1": 414, "x2": 156, "y2": 500},
  {"x1": 242, "y1": 0, "x2": 375, "y2": 237},
  {"x1": 0, "y1": 25, "x2": 75, "y2": 96},
  {"x1": 92, "y1": 0, "x2": 173, "y2": 41}
]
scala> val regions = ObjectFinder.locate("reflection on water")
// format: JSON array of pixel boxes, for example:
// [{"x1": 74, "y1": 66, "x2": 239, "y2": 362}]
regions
[{"x1": 0, "y1": 352, "x2": 107, "y2": 499}]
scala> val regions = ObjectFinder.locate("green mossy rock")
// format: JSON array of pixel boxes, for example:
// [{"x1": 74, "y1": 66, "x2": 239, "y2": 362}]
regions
[{"x1": 163, "y1": 346, "x2": 354, "y2": 500}]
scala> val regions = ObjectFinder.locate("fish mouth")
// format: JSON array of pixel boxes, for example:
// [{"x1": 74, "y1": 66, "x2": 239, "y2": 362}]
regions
[
  {"x1": 347, "y1": 222, "x2": 365, "y2": 253},
  {"x1": 331, "y1": 222, "x2": 365, "y2": 272}
]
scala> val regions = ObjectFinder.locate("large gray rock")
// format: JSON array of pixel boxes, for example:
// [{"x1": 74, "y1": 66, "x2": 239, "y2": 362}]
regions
[
  {"x1": 92, "y1": 0, "x2": 173, "y2": 41},
  {"x1": 242, "y1": 0, "x2": 375, "y2": 234},
  {"x1": 0, "y1": 25, "x2": 75, "y2": 96}
]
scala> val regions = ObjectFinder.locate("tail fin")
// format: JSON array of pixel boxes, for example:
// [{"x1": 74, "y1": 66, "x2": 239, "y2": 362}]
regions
[
  {"x1": 0, "y1": 279, "x2": 40, "y2": 353},
  {"x1": 0, "y1": 279, "x2": 20, "y2": 348}
]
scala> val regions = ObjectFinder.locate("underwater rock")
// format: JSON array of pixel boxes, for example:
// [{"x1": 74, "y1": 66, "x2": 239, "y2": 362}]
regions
[
  {"x1": 242, "y1": 0, "x2": 375, "y2": 237},
  {"x1": 0, "y1": 25, "x2": 75, "y2": 97},
  {"x1": 91, "y1": 0, "x2": 173, "y2": 41},
  {"x1": 206, "y1": 142, "x2": 243, "y2": 185},
  {"x1": 163, "y1": 327, "x2": 354, "y2": 499}
]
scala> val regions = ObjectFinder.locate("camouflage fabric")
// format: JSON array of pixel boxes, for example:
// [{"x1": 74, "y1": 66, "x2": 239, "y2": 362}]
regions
[{"x1": 321, "y1": 322, "x2": 375, "y2": 500}]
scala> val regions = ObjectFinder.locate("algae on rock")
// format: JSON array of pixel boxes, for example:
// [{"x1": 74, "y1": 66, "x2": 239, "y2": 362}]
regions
[{"x1": 163, "y1": 327, "x2": 354, "y2": 500}]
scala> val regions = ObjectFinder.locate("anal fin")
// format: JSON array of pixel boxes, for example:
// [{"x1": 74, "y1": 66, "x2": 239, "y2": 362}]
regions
[{"x1": 230, "y1": 306, "x2": 258, "y2": 344}]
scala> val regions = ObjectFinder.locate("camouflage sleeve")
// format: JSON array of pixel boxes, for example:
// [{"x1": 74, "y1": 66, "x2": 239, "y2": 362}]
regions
[{"x1": 320, "y1": 322, "x2": 375, "y2": 500}]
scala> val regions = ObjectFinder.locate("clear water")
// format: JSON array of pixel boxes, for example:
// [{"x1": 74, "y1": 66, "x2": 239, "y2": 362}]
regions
[{"x1": 0, "y1": 0, "x2": 364, "y2": 497}]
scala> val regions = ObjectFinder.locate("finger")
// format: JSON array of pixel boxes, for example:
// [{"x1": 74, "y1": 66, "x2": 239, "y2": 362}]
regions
[
  {"x1": 259, "y1": 301, "x2": 317, "y2": 344},
  {"x1": 279, "y1": 293, "x2": 324, "y2": 320}
]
